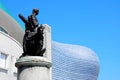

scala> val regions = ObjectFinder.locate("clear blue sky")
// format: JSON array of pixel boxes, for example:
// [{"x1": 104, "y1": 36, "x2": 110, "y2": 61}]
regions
[{"x1": 1, "y1": 0, "x2": 120, "y2": 80}]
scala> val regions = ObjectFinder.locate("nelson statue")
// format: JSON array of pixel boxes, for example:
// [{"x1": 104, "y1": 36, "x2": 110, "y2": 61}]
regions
[{"x1": 19, "y1": 8, "x2": 46, "y2": 57}]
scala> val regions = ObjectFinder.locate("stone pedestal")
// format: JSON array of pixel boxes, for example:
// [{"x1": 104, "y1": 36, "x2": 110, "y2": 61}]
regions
[
  {"x1": 15, "y1": 56, "x2": 52, "y2": 80},
  {"x1": 15, "y1": 25, "x2": 52, "y2": 80}
]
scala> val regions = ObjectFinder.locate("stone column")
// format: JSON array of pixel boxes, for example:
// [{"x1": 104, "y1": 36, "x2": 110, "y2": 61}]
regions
[
  {"x1": 15, "y1": 56, "x2": 52, "y2": 80},
  {"x1": 15, "y1": 25, "x2": 52, "y2": 80}
]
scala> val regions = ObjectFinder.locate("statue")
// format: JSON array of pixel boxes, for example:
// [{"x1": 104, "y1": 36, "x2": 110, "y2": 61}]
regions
[{"x1": 19, "y1": 8, "x2": 46, "y2": 57}]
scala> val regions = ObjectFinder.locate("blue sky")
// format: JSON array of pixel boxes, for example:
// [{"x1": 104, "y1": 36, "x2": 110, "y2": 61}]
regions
[{"x1": 1, "y1": 0, "x2": 120, "y2": 80}]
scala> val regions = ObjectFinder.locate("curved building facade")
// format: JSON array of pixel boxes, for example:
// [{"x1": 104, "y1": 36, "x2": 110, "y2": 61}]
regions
[
  {"x1": 52, "y1": 42, "x2": 100, "y2": 80},
  {"x1": 0, "y1": 9, "x2": 23, "y2": 80},
  {"x1": 0, "y1": 9, "x2": 24, "y2": 44}
]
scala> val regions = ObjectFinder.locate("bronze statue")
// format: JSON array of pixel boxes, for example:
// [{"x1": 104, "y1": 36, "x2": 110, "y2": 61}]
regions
[{"x1": 19, "y1": 8, "x2": 45, "y2": 57}]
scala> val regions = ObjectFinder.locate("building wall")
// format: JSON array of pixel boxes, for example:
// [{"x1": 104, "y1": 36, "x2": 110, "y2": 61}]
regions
[
  {"x1": 0, "y1": 9, "x2": 23, "y2": 80},
  {"x1": 0, "y1": 31, "x2": 23, "y2": 80}
]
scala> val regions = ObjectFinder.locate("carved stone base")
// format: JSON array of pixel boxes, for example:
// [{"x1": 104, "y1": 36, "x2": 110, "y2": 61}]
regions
[{"x1": 15, "y1": 56, "x2": 52, "y2": 80}]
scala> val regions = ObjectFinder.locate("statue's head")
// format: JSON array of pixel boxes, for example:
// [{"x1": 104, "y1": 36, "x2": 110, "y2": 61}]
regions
[{"x1": 32, "y1": 8, "x2": 39, "y2": 15}]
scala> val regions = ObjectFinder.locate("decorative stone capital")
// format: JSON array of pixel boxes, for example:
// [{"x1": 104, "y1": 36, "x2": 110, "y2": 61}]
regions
[{"x1": 15, "y1": 56, "x2": 52, "y2": 68}]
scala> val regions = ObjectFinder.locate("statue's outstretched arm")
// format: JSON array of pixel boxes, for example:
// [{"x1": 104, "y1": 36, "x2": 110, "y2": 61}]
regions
[{"x1": 18, "y1": 14, "x2": 28, "y2": 24}]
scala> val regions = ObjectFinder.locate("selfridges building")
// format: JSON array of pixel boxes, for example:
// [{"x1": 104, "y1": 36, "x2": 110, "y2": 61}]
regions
[
  {"x1": 52, "y1": 42, "x2": 100, "y2": 80},
  {"x1": 0, "y1": 9, "x2": 100, "y2": 80}
]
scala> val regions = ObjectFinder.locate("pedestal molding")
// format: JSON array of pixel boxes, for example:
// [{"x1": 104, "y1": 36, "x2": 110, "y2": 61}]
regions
[{"x1": 15, "y1": 56, "x2": 52, "y2": 68}]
